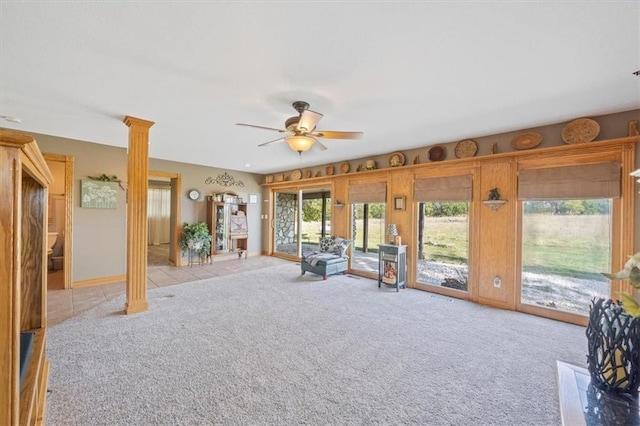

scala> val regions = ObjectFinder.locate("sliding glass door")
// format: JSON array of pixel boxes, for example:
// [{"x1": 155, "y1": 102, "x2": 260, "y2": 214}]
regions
[
  {"x1": 273, "y1": 187, "x2": 331, "y2": 258},
  {"x1": 350, "y1": 202, "x2": 385, "y2": 276},
  {"x1": 348, "y1": 181, "x2": 387, "y2": 277}
]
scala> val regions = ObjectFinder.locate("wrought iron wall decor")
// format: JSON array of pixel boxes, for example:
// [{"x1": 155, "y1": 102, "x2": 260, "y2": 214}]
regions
[{"x1": 205, "y1": 172, "x2": 244, "y2": 188}]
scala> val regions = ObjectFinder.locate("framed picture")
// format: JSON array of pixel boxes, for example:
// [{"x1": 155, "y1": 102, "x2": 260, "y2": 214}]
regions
[
  {"x1": 81, "y1": 180, "x2": 118, "y2": 209},
  {"x1": 394, "y1": 196, "x2": 406, "y2": 211},
  {"x1": 249, "y1": 194, "x2": 258, "y2": 204}
]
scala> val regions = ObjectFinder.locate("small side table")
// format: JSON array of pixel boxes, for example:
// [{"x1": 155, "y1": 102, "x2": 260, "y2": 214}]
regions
[{"x1": 378, "y1": 244, "x2": 407, "y2": 292}]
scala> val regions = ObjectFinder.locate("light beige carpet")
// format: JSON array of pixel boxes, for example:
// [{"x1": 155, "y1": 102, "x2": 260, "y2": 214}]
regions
[{"x1": 46, "y1": 262, "x2": 587, "y2": 425}]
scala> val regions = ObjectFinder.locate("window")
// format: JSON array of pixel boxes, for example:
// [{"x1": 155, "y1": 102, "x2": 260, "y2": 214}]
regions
[
  {"x1": 517, "y1": 162, "x2": 620, "y2": 317},
  {"x1": 348, "y1": 181, "x2": 387, "y2": 276},
  {"x1": 351, "y1": 202, "x2": 385, "y2": 274},
  {"x1": 520, "y1": 199, "x2": 612, "y2": 315},
  {"x1": 416, "y1": 201, "x2": 470, "y2": 291},
  {"x1": 414, "y1": 175, "x2": 472, "y2": 292}
]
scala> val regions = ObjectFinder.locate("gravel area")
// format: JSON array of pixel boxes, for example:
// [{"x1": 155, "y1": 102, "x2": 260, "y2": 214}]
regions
[{"x1": 417, "y1": 260, "x2": 608, "y2": 316}]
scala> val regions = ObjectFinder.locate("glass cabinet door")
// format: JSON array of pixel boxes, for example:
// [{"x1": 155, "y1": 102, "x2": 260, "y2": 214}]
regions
[{"x1": 213, "y1": 203, "x2": 229, "y2": 252}]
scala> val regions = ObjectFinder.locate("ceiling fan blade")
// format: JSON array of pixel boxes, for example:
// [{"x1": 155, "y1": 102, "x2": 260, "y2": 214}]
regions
[
  {"x1": 257, "y1": 136, "x2": 285, "y2": 147},
  {"x1": 236, "y1": 123, "x2": 287, "y2": 133},
  {"x1": 314, "y1": 139, "x2": 328, "y2": 151},
  {"x1": 310, "y1": 131, "x2": 364, "y2": 139},
  {"x1": 297, "y1": 110, "x2": 323, "y2": 132}
]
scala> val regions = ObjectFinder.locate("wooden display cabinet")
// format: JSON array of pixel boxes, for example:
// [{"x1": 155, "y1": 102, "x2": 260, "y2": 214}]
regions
[
  {"x1": 1, "y1": 129, "x2": 54, "y2": 425},
  {"x1": 207, "y1": 194, "x2": 248, "y2": 259}
]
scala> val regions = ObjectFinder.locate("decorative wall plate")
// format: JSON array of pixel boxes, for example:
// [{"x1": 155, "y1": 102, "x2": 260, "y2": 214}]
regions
[
  {"x1": 561, "y1": 118, "x2": 600, "y2": 144},
  {"x1": 388, "y1": 152, "x2": 405, "y2": 167},
  {"x1": 511, "y1": 132, "x2": 543, "y2": 150},
  {"x1": 428, "y1": 146, "x2": 446, "y2": 161},
  {"x1": 326, "y1": 165, "x2": 334, "y2": 176},
  {"x1": 340, "y1": 162, "x2": 350, "y2": 173},
  {"x1": 454, "y1": 139, "x2": 478, "y2": 158},
  {"x1": 291, "y1": 169, "x2": 302, "y2": 180},
  {"x1": 304, "y1": 170, "x2": 312, "y2": 179}
]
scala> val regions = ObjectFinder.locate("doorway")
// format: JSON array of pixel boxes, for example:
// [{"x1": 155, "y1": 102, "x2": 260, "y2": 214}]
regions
[
  {"x1": 148, "y1": 179, "x2": 172, "y2": 266},
  {"x1": 148, "y1": 171, "x2": 181, "y2": 266},
  {"x1": 44, "y1": 154, "x2": 74, "y2": 289}
]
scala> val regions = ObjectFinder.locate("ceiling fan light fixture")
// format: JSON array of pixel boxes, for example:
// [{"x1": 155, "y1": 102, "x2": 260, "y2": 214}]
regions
[
  {"x1": 285, "y1": 135, "x2": 315, "y2": 154},
  {"x1": 297, "y1": 110, "x2": 323, "y2": 133}
]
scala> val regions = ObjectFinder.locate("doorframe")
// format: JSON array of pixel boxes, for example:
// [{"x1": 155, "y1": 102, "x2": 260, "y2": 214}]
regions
[
  {"x1": 149, "y1": 170, "x2": 181, "y2": 265},
  {"x1": 43, "y1": 154, "x2": 74, "y2": 289}
]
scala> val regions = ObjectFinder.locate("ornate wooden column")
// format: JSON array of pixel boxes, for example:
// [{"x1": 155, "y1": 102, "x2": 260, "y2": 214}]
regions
[{"x1": 123, "y1": 116, "x2": 154, "y2": 314}]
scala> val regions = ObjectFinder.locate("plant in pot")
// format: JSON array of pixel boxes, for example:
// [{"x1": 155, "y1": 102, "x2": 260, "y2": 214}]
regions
[
  {"x1": 586, "y1": 252, "x2": 640, "y2": 395},
  {"x1": 179, "y1": 222, "x2": 211, "y2": 264}
]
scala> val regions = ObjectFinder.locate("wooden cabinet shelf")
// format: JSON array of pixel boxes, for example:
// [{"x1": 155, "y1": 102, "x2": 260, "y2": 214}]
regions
[
  {"x1": 1, "y1": 129, "x2": 53, "y2": 425},
  {"x1": 207, "y1": 195, "x2": 248, "y2": 259}
]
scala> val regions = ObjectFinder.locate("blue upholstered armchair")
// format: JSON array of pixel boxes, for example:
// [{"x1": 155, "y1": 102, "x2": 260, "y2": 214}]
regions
[{"x1": 301, "y1": 236, "x2": 351, "y2": 280}]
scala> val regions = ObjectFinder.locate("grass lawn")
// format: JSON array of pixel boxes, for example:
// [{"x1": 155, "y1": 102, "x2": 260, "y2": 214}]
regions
[{"x1": 302, "y1": 213, "x2": 611, "y2": 280}]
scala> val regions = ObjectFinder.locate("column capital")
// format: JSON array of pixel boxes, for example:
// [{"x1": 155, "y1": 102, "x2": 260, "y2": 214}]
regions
[{"x1": 123, "y1": 115, "x2": 155, "y2": 129}]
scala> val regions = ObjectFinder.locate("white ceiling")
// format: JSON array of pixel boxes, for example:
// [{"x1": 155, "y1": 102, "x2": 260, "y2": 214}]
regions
[{"x1": 1, "y1": 2, "x2": 638, "y2": 175}]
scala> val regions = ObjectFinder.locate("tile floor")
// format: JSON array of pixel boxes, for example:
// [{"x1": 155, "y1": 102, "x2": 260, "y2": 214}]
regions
[{"x1": 47, "y1": 246, "x2": 289, "y2": 326}]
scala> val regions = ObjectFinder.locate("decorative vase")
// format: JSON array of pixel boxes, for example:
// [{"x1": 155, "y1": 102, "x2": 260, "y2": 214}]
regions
[{"x1": 586, "y1": 298, "x2": 640, "y2": 394}]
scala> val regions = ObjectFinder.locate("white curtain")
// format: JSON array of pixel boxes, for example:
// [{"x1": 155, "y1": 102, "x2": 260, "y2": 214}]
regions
[{"x1": 148, "y1": 188, "x2": 171, "y2": 245}]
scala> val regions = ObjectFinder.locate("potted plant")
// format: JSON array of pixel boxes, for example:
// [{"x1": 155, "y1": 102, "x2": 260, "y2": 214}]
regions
[
  {"x1": 178, "y1": 222, "x2": 212, "y2": 262},
  {"x1": 586, "y1": 253, "x2": 640, "y2": 394}
]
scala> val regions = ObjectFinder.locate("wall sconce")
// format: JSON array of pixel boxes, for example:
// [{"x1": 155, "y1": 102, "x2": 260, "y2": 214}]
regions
[
  {"x1": 482, "y1": 187, "x2": 507, "y2": 211},
  {"x1": 387, "y1": 223, "x2": 398, "y2": 244}
]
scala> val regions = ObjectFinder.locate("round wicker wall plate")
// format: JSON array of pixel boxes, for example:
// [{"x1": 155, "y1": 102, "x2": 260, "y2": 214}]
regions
[
  {"x1": 291, "y1": 169, "x2": 302, "y2": 180},
  {"x1": 428, "y1": 146, "x2": 446, "y2": 161},
  {"x1": 304, "y1": 170, "x2": 312, "y2": 179},
  {"x1": 340, "y1": 162, "x2": 350, "y2": 173},
  {"x1": 389, "y1": 152, "x2": 405, "y2": 167},
  {"x1": 511, "y1": 132, "x2": 543, "y2": 150},
  {"x1": 561, "y1": 118, "x2": 600, "y2": 144},
  {"x1": 454, "y1": 139, "x2": 478, "y2": 158}
]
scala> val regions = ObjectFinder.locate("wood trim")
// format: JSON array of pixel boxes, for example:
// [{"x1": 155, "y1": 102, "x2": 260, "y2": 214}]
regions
[
  {"x1": 616, "y1": 143, "x2": 636, "y2": 299},
  {"x1": 262, "y1": 136, "x2": 640, "y2": 188},
  {"x1": 413, "y1": 282, "x2": 471, "y2": 301},
  {"x1": 64, "y1": 156, "x2": 74, "y2": 289},
  {"x1": 149, "y1": 170, "x2": 178, "y2": 179},
  {"x1": 518, "y1": 303, "x2": 588, "y2": 327},
  {"x1": 73, "y1": 274, "x2": 126, "y2": 288}
]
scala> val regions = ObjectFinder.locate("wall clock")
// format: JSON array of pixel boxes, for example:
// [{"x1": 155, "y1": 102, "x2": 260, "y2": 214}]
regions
[{"x1": 188, "y1": 189, "x2": 200, "y2": 200}]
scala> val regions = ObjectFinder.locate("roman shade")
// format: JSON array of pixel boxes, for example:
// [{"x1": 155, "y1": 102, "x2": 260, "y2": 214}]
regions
[
  {"x1": 518, "y1": 162, "x2": 621, "y2": 200},
  {"x1": 414, "y1": 175, "x2": 472, "y2": 202},
  {"x1": 348, "y1": 182, "x2": 387, "y2": 203}
]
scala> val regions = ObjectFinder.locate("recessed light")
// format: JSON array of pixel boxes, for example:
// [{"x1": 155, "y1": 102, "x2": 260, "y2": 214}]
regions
[
  {"x1": 1, "y1": 115, "x2": 22, "y2": 123},
  {"x1": 244, "y1": 163, "x2": 251, "y2": 167}
]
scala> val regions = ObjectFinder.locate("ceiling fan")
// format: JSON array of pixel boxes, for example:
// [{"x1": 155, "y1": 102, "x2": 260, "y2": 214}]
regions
[{"x1": 236, "y1": 101, "x2": 363, "y2": 155}]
